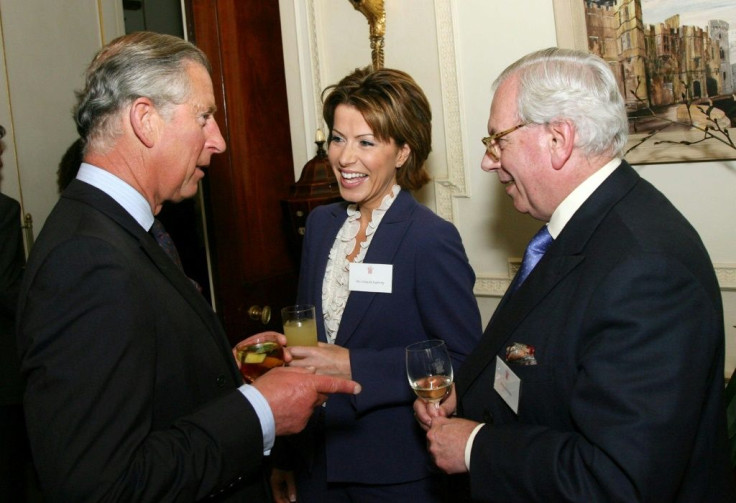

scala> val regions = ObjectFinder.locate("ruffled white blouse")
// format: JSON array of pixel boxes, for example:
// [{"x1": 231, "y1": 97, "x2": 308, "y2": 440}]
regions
[{"x1": 321, "y1": 185, "x2": 400, "y2": 344}]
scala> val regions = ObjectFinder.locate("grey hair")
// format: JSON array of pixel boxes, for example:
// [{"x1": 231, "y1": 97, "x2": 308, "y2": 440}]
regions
[
  {"x1": 493, "y1": 47, "x2": 628, "y2": 158},
  {"x1": 74, "y1": 31, "x2": 210, "y2": 153}
]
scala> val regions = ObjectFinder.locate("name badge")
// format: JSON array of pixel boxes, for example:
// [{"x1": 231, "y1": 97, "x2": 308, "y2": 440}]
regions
[
  {"x1": 349, "y1": 263, "x2": 393, "y2": 293},
  {"x1": 494, "y1": 356, "x2": 521, "y2": 414}
]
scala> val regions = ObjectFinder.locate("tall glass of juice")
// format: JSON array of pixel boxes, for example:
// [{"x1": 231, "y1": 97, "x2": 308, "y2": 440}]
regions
[{"x1": 281, "y1": 304, "x2": 318, "y2": 347}]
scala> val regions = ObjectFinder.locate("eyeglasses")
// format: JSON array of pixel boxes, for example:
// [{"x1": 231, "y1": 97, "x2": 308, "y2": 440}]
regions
[{"x1": 481, "y1": 123, "x2": 528, "y2": 162}]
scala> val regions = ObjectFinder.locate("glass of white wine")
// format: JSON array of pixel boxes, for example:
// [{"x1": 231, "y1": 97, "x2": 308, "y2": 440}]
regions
[{"x1": 406, "y1": 339, "x2": 453, "y2": 407}]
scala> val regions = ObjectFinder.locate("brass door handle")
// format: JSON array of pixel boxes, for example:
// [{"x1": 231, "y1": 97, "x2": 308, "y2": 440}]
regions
[{"x1": 248, "y1": 305, "x2": 271, "y2": 325}]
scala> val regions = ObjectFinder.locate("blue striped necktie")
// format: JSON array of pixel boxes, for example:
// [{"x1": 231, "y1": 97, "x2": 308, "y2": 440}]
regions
[{"x1": 510, "y1": 225, "x2": 553, "y2": 294}]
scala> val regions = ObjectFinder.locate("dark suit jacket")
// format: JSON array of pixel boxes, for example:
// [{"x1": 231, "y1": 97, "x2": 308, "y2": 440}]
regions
[
  {"x1": 456, "y1": 162, "x2": 736, "y2": 502},
  {"x1": 290, "y1": 189, "x2": 482, "y2": 485},
  {"x1": 16, "y1": 180, "x2": 269, "y2": 502},
  {"x1": 0, "y1": 193, "x2": 25, "y2": 406}
]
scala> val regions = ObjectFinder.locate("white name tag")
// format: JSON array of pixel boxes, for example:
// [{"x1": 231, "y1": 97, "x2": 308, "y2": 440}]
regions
[
  {"x1": 494, "y1": 356, "x2": 521, "y2": 414},
  {"x1": 348, "y1": 263, "x2": 393, "y2": 293}
]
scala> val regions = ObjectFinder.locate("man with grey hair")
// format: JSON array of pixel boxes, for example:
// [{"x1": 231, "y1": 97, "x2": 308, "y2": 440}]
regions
[
  {"x1": 415, "y1": 47, "x2": 736, "y2": 501},
  {"x1": 16, "y1": 32, "x2": 360, "y2": 502}
]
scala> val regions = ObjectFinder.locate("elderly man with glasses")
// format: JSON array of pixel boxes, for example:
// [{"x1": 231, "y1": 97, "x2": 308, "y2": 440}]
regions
[{"x1": 415, "y1": 47, "x2": 736, "y2": 502}]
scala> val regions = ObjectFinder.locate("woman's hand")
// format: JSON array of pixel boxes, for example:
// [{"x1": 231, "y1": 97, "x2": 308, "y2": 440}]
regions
[{"x1": 288, "y1": 342, "x2": 352, "y2": 380}]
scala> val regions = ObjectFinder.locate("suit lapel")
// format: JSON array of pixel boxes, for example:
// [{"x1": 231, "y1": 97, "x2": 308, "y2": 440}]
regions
[
  {"x1": 456, "y1": 252, "x2": 583, "y2": 396},
  {"x1": 64, "y1": 181, "x2": 236, "y2": 374},
  {"x1": 308, "y1": 204, "x2": 349, "y2": 342},
  {"x1": 139, "y1": 232, "x2": 222, "y2": 335},
  {"x1": 457, "y1": 162, "x2": 641, "y2": 397},
  {"x1": 335, "y1": 191, "x2": 415, "y2": 346}
]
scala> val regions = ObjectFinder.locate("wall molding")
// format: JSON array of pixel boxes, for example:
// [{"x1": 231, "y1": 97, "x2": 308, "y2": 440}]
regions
[
  {"x1": 475, "y1": 263, "x2": 736, "y2": 297},
  {"x1": 715, "y1": 264, "x2": 736, "y2": 291},
  {"x1": 307, "y1": 0, "x2": 324, "y2": 133},
  {"x1": 432, "y1": 0, "x2": 468, "y2": 222},
  {"x1": 474, "y1": 275, "x2": 512, "y2": 297}
]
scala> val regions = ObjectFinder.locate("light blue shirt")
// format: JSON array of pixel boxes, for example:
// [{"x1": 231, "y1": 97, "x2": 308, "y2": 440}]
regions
[
  {"x1": 76, "y1": 163, "x2": 154, "y2": 230},
  {"x1": 75, "y1": 163, "x2": 276, "y2": 454}
]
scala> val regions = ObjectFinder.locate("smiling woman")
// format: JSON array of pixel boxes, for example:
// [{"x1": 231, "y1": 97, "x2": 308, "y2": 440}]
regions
[
  {"x1": 321, "y1": 67, "x2": 432, "y2": 259},
  {"x1": 328, "y1": 104, "x2": 408, "y2": 215},
  {"x1": 269, "y1": 65, "x2": 482, "y2": 503}
]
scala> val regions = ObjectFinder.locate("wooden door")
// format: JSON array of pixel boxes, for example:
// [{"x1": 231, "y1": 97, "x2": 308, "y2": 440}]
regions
[{"x1": 186, "y1": 0, "x2": 299, "y2": 345}]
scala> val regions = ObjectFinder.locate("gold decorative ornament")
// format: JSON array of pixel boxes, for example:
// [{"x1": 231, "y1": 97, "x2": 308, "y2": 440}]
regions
[{"x1": 348, "y1": 0, "x2": 385, "y2": 69}]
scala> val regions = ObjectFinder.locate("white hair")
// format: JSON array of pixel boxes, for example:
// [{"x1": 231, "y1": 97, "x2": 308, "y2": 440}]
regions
[{"x1": 493, "y1": 47, "x2": 628, "y2": 158}]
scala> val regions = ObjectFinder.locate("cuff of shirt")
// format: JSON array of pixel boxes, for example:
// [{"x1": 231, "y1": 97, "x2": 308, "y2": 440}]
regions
[
  {"x1": 465, "y1": 423, "x2": 485, "y2": 471},
  {"x1": 238, "y1": 384, "x2": 275, "y2": 455}
]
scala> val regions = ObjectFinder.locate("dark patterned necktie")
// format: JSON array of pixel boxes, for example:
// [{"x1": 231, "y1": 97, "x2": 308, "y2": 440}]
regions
[
  {"x1": 149, "y1": 218, "x2": 202, "y2": 293},
  {"x1": 150, "y1": 218, "x2": 184, "y2": 270},
  {"x1": 510, "y1": 225, "x2": 553, "y2": 294},
  {"x1": 149, "y1": 219, "x2": 203, "y2": 293}
]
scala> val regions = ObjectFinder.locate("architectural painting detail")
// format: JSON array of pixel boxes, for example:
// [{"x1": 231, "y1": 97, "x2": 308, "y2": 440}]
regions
[
  {"x1": 583, "y1": 0, "x2": 736, "y2": 162},
  {"x1": 708, "y1": 20, "x2": 733, "y2": 97},
  {"x1": 586, "y1": 0, "x2": 732, "y2": 111}
]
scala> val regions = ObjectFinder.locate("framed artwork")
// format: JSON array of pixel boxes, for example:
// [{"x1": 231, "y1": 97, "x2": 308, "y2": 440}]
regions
[{"x1": 553, "y1": 0, "x2": 736, "y2": 164}]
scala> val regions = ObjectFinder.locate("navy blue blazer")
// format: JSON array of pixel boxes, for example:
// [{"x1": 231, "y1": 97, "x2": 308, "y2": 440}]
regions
[
  {"x1": 293, "y1": 189, "x2": 482, "y2": 484},
  {"x1": 17, "y1": 181, "x2": 268, "y2": 501},
  {"x1": 456, "y1": 162, "x2": 736, "y2": 502}
]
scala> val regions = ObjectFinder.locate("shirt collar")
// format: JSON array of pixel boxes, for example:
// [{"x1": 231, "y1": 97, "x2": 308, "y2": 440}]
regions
[
  {"x1": 547, "y1": 158, "x2": 621, "y2": 239},
  {"x1": 76, "y1": 163, "x2": 155, "y2": 231}
]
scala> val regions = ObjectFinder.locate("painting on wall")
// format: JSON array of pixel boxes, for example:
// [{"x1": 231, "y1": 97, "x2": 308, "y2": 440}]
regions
[{"x1": 553, "y1": 0, "x2": 736, "y2": 164}]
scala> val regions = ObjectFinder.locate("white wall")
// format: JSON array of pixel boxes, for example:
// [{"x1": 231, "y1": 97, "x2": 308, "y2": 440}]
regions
[
  {"x1": 0, "y1": 0, "x2": 124, "y2": 248},
  {"x1": 279, "y1": 0, "x2": 736, "y2": 375}
]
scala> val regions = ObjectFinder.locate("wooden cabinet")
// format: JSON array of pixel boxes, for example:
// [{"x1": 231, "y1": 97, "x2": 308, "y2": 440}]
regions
[{"x1": 281, "y1": 140, "x2": 342, "y2": 261}]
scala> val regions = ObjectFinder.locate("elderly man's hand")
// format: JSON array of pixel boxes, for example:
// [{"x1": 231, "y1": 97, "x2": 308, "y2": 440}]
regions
[
  {"x1": 252, "y1": 366, "x2": 361, "y2": 435},
  {"x1": 426, "y1": 416, "x2": 479, "y2": 474}
]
